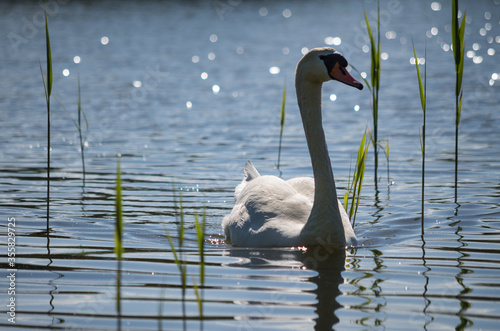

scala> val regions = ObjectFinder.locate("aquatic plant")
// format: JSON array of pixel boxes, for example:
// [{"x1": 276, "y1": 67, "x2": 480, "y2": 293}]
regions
[
  {"x1": 58, "y1": 77, "x2": 88, "y2": 185},
  {"x1": 76, "y1": 78, "x2": 88, "y2": 184},
  {"x1": 163, "y1": 187, "x2": 187, "y2": 329},
  {"x1": 382, "y1": 139, "x2": 390, "y2": 186},
  {"x1": 451, "y1": 0, "x2": 466, "y2": 204},
  {"x1": 363, "y1": 2, "x2": 381, "y2": 188},
  {"x1": 40, "y1": 1, "x2": 53, "y2": 231},
  {"x1": 115, "y1": 158, "x2": 124, "y2": 260},
  {"x1": 163, "y1": 187, "x2": 206, "y2": 328},
  {"x1": 276, "y1": 81, "x2": 286, "y2": 177},
  {"x1": 193, "y1": 209, "x2": 206, "y2": 320},
  {"x1": 412, "y1": 39, "x2": 427, "y2": 233},
  {"x1": 114, "y1": 157, "x2": 123, "y2": 328},
  {"x1": 344, "y1": 130, "x2": 369, "y2": 227}
]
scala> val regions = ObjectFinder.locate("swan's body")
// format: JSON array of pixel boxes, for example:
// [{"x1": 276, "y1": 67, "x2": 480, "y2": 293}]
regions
[{"x1": 222, "y1": 47, "x2": 363, "y2": 248}]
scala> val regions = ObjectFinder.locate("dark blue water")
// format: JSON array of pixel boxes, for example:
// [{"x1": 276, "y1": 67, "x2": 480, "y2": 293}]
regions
[{"x1": 1, "y1": 0, "x2": 500, "y2": 330}]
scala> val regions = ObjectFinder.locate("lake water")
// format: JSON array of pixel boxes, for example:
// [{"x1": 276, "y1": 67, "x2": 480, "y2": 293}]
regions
[{"x1": 1, "y1": 0, "x2": 500, "y2": 330}]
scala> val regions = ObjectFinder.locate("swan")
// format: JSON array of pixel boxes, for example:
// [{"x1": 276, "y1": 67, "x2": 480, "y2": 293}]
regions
[{"x1": 222, "y1": 47, "x2": 363, "y2": 248}]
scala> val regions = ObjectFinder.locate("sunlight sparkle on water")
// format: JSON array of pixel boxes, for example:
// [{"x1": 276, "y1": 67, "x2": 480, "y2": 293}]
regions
[
  {"x1": 282, "y1": 47, "x2": 290, "y2": 55},
  {"x1": 100, "y1": 36, "x2": 109, "y2": 45},
  {"x1": 283, "y1": 9, "x2": 292, "y2": 18},
  {"x1": 330, "y1": 94, "x2": 337, "y2": 101},
  {"x1": 132, "y1": 80, "x2": 142, "y2": 88},
  {"x1": 186, "y1": 101, "x2": 192, "y2": 109},
  {"x1": 236, "y1": 47, "x2": 244, "y2": 55},
  {"x1": 354, "y1": 105, "x2": 360, "y2": 111},
  {"x1": 212, "y1": 84, "x2": 220, "y2": 94},
  {"x1": 210, "y1": 34, "x2": 218, "y2": 43},
  {"x1": 269, "y1": 66, "x2": 280, "y2": 74},
  {"x1": 410, "y1": 57, "x2": 425, "y2": 65},
  {"x1": 259, "y1": 7, "x2": 268, "y2": 16},
  {"x1": 324, "y1": 36, "x2": 341, "y2": 46},
  {"x1": 473, "y1": 56, "x2": 483, "y2": 64},
  {"x1": 192, "y1": 55, "x2": 199, "y2": 63},
  {"x1": 201, "y1": 72, "x2": 208, "y2": 80},
  {"x1": 431, "y1": 2, "x2": 441, "y2": 11},
  {"x1": 62, "y1": 69, "x2": 70, "y2": 76},
  {"x1": 301, "y1": 47, "x2": 309, "y2": 55},
  {"x1": 385, "y1": 31, "x2": 397, "y2": 39},
  {"x1": 208, "y1": 52, "x2": 216, "y2": 61},
  {"x1": 73, "y1": 56, "x2": 81, "y2": 64}
]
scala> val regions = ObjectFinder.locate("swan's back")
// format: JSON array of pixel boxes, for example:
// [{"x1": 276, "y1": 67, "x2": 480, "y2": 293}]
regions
[{"x1": 222, "y1": 161, "x2": 313, "y2": 247}]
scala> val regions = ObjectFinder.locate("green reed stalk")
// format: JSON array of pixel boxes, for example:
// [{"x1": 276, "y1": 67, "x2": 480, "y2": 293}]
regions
[
  {"x1": 344, "y1": 130, "x2": 369, "y2": 227},
  {"x1": 451, "y1": 0, "x2": 466, "y2": 205},
  {"x1": 194, "y1": 209, "x2": 206, "y2": 285},
  {"x1": 276, "y1": 81, "x2": 286, "y2": 177},
  {"x1": 363, "y1": 2, "x2": 381, "y2": 189},
  {"x1": 164, "y1": 186, "x2": 187, "y2": 329},
  {"x1": 58, "y1": 77, "x2": 89, "y2": 185},
  {"x1": 384, "y1": 140, "x2": 390, "y2": 185},
  {"x1": 412, "y1": 39, "x2": 427, "y2": 234},
  {"x1": 41, "y1": 1, "x2": 53, "y2": 235},
  {"x1": 114, "y1": 157, "x2": 123, "y2": 327},
  {"x1": 193, "y1": 208, "x2": 206, "y2": 325},
  {"x1": 76, "y1": 78, "x2": 88, "y2": 185},
  {"x1": 115, "y1": 158, "x2": 124, "y2": 260}
]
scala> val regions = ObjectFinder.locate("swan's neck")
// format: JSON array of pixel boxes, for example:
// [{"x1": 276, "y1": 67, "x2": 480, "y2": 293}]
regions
[{"x1": 296, "y1": 78, "x2": 346, "y2": 246}]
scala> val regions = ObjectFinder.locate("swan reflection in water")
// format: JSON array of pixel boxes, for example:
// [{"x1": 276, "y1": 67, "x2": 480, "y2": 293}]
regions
[{"x1": 223, "y1": 245, "x2": 348, "y2": 330}]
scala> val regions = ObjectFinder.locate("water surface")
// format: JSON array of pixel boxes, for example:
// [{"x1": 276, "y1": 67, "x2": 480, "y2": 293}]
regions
[{"x1": 1, "y1": 0, "x2": 500, "y2": 330}]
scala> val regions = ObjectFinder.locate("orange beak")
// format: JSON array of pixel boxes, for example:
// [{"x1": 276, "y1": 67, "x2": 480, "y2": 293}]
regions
[{"x1": 330, "y1": 63, "x2": 363, "y2": 90}]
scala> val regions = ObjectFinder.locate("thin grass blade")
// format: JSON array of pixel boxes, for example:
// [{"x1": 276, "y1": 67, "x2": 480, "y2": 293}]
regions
[
  {"x1": 44, "y1": 2, "x2": 52, "y2": 97},
  {"x1": 280, "y1": 82, "x2": 286, "y2": 136},
  {"x1": 456, "y1": 11, "x2": 466, "y2": 95},
  {"x1": 412, "y1": 39, "x2": 426, "y2": 114},
  {"x1": 458, "y1": 91, "x2": 463, "y2": 126},
  {"x1": 350, "y1": 64, "x2": 372, "y2": 92},
  {"x1": 193, "y1": 277, "x2": 202, "y2": 317},
  {"x1": 115, "y1": 158, "x2": 123, "y2": 260}
]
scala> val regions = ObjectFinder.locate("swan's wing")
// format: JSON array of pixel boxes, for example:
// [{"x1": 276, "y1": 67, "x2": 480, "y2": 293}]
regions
[
  {"x1": 223, "y1": 174, "x2": 312, "y2": 247},
  {"x1": 286, "y1": 177, "x2": 314, "y2": 201},
  {"x1": 235, "y1": 161, "x2": 260, "y2": 200}
]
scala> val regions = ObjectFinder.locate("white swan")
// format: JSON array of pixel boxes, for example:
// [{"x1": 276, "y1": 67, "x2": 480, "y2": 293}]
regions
[{"x1": 222, "y1": 47, "x2": 363, "y2": 248}]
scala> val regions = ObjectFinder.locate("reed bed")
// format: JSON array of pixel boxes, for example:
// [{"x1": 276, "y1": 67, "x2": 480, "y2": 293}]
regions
[
  {"x1": 344, "y1": 131, "x2": 369, "y2": 227},
  {"x1": 363, "y1": 2, "x2": 381, "y2": 188},
  {"x1": 164, "y1": 187, "x2": 206, "y2": 329}
]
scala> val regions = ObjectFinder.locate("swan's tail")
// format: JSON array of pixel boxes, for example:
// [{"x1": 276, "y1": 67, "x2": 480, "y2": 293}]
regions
[
  {"x1": 243, "y1": 160, "x2": 260, "y2": 181},
  {"x1": 234, "y1": 160, "x2": 260, "y2": 200}
]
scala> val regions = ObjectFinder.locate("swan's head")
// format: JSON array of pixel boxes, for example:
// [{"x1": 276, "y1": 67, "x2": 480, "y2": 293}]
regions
[{"x1": 297, "y1": 47, "x2": 363, "y2": 90}]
